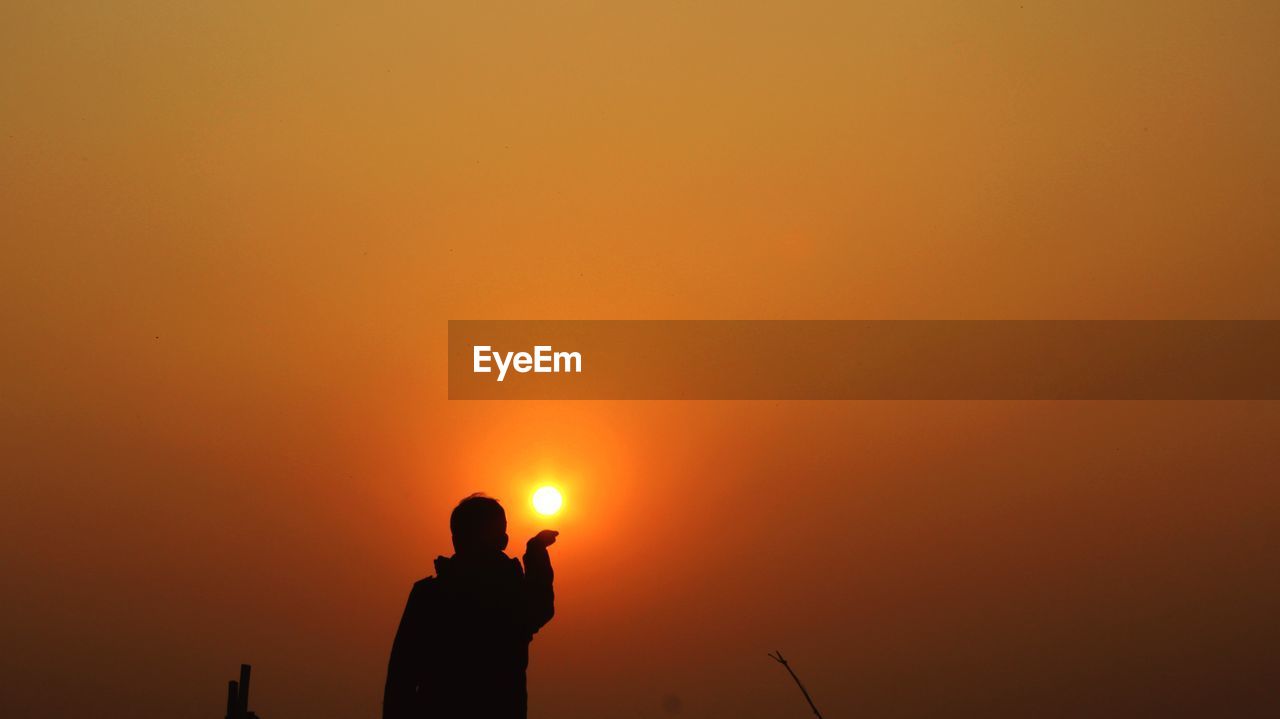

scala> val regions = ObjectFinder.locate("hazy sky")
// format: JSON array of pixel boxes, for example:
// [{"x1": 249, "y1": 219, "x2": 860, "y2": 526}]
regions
[{"x1": 3, "y1": 2, "x2": 1279, "y2": 717}]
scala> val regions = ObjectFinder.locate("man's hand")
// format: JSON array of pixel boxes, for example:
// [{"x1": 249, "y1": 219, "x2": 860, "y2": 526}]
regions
[{"x1": 527, "y1": 530, "x2": 559, "y2": 549}]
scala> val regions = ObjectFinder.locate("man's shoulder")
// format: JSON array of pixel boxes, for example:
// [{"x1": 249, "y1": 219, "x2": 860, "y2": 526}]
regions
[
  {"x1": 401, "y1": 576, "x2": 441, "y2": 616},
  {"x1": 410, "y1": 555, "x2": 453, "y2": 592}
]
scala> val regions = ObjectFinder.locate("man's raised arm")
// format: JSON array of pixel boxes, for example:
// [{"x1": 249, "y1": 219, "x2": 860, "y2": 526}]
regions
[{"x1": 523, "y1": 530, "x2": 558, "y2": 634}]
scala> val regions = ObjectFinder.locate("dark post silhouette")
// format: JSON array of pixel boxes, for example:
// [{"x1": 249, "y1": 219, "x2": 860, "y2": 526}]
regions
[
  {"x1": 768, "y1": 651, "x2": 824, "y2": 719},
  {"x1": 225, "y1": 664, "x2": 259, "y2": 719},
  {"x1": 237, "y1": 664, "x2": 251, "y2": 714}
]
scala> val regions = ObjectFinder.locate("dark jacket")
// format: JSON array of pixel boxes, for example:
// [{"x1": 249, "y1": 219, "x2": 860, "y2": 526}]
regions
[{"x1": 383, "y1": 545, "x2": 555, "y2": 719}]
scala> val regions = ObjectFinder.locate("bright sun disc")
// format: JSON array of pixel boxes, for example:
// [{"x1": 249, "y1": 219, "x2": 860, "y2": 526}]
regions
[{"x1": 532, "y1": 486, "x2": 563, "y2": 516}]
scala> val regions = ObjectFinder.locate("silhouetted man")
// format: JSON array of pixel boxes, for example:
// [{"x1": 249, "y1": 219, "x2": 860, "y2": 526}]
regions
[{"x1": 384, "y1": 494, "x2": 558, "y2": 719}]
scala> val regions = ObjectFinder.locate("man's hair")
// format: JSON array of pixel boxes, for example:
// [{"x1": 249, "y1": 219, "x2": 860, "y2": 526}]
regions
[{"x1": 450, "y1": 494, "x2": 507, "y2": 554}]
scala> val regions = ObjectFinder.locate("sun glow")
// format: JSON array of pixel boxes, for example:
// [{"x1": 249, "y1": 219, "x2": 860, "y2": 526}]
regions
[{"x1": 532, "y1": 486, "x2": 563, "y2": 516}]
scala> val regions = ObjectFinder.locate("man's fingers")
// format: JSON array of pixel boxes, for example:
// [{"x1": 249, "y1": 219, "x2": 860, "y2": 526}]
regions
[{"x1": 530, "y1": 529, "x2": 559, "y2": 547}]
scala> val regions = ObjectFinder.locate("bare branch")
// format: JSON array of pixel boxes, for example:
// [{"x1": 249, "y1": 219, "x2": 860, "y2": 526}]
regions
[{"x1": 767, "y1": 650, "x2": 824, "y2": 719}]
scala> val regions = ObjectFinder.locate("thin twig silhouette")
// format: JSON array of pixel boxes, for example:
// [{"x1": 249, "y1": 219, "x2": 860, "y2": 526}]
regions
[{"x1": 767, "y1": 651, "x2": 824, "y2": 719}]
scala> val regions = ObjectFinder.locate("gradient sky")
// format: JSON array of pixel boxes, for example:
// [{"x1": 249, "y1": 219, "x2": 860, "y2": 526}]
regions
[{"x1": 3, "y1": 2, "x2": 1279, "y2": 717}]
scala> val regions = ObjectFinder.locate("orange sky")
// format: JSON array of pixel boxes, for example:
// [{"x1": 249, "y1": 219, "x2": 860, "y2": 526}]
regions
[{"x1": 3, "y1": 2, "x2": 1279, "y2": 716}]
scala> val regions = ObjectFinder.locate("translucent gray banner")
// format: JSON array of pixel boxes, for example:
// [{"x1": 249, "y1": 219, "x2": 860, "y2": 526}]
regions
[{"x1": 448, "y1": 321, "x2": 1280, "y2": 400}]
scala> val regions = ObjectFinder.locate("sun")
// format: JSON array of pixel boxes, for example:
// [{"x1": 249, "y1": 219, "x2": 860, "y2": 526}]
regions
[{"x1": 532, "y1": 486, "x2": 563, "y2": 516}]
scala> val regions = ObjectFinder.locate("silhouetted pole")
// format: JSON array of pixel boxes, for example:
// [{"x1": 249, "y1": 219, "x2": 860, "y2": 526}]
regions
[
  {"x1": 767, "y1": 651, "x2": 824, "y2": 719},
  {"x1": 238, "y1": 664, "x2": 252, "y2": 714},
  {"x1": 225, "y1": 664, "x2": 258, "y2": 719}
]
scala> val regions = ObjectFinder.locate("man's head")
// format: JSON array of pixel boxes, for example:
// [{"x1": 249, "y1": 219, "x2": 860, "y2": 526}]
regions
[{"x1": 450, "y1": 494, "x2": 509, "y2": 555}]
